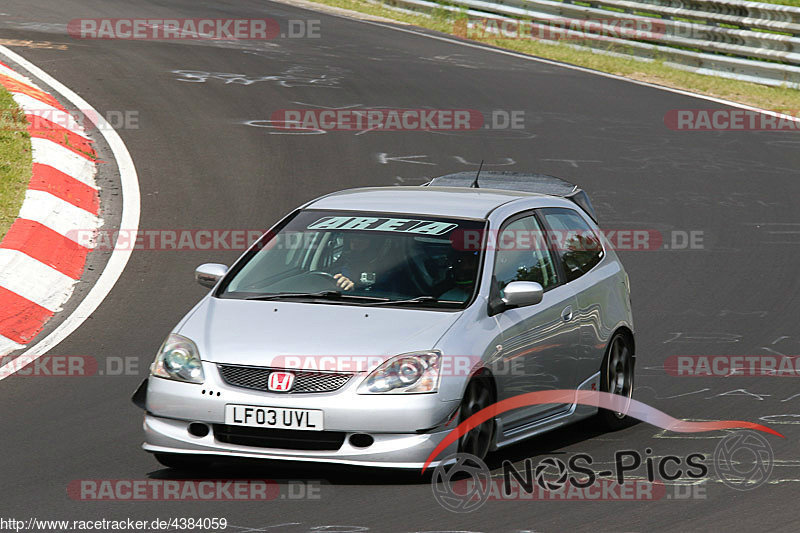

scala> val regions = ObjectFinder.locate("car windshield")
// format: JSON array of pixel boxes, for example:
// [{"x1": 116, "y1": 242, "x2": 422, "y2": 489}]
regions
[{"x1": 217, "y1": 209, "x2": 487, "y2": 309}]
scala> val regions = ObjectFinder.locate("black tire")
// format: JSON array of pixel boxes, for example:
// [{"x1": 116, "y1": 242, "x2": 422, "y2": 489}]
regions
[
  {"x1": 597, "y1": 333, "x2": 636, "y2": 430},
  {"x1": 457, "y1": 375, "x2": 495, "y2": 461},
  {"x1": 153, "y1": 452, "x2": 209, "y2": 471}
]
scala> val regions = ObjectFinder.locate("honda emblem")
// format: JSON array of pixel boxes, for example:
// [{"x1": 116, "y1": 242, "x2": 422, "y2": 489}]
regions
[{"x1": 268, "y1": 371, "x2": 295, "y2": 392}]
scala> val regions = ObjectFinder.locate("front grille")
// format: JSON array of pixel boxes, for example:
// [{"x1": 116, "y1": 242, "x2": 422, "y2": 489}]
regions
[
  {"x1": 213, "y1": 425, "x2": 346, "y2": 451},
  {"x1": 217, "y1": 364, "x2": 352, "y2": 393}
]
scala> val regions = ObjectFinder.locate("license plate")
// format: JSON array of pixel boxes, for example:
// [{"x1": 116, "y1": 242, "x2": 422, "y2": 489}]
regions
[{"x1": 224, "y1": 404, "x2": 324, "y2": 431}]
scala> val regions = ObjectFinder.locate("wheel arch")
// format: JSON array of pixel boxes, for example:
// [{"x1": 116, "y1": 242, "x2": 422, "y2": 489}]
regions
[
  {"x1": 612, "y1": 325, "x2": 635, "y2": 356},
  {"x1": 462, "y1": 366, "x2": 498, "y2": 403}
]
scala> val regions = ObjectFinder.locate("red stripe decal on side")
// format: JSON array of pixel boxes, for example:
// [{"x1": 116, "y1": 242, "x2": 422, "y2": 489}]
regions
[
  {"x1": 28, "y1": 163, "x2": 99, "y2": 215},
  {"x1": 0, "y1": 287, "x2": 54, "y2": 344},
  {"x1": 0, "y1": 219, "x2": 90, "y2": 279}
]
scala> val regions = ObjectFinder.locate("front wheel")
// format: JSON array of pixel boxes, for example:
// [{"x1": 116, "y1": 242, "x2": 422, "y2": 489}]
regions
[
  {"x1": 597, "y1": 333, "x2": 635, "y2": 430},
  {"x1": 458, "y1": 376, "x2": 495, "y2": 461}
]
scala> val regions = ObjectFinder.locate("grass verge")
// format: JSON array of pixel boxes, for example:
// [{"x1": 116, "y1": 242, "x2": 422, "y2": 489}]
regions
[
  {"x1": 760, "y1": 0, "x2": 800, "y2": 7},
  {"x1": 0, "y1": 86, "x2": 32, "y2": 241},
  {"x1": 297, "y1": 0, "x2": 800, "y2": 110}
]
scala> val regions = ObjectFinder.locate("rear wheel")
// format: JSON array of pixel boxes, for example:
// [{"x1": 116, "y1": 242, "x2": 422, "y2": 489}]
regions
[
  {"x1": 597, "y1": 333, "x2": 635, "y2": 430},
  {"x1": 153, "y1": 453, "x2": 209, "y2": 471},
  {"x1": 458, "y1": 376, "x2": 495, "y2": 461}
]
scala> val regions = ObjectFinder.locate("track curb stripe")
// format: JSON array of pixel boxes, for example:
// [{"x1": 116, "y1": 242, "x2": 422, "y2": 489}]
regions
[
  {"x1": 13, "y1": 94, "x2": 90, "y2": 137},
  {"x1": 28, "y1": 163, "x2": 100, "y2": 215},
  {"x1": 0, "y1": 62, "x2": 100, "y2": 352},
  {"x1": 28, "y1": 116, "x2": 97, "y2": 160},
  {"x1": 0, "y1": 73, "x2": 63, "y2": 110},
  {"x1": 0, "y1": 219, "x2": 90, "y2": 280},
  {"x1": 0, "y1": 249, "x2": 76, "y2": 311},
  {"x1": 0, "y1": 286, "x2": 54, "y2": 345},
  {"x1": 17, "y1": 190, "x2": 102, "y2": 245},
  {"x1": 30, "y1": 138, "x2": 97, "y2": 183},
  {"x1": 0, "y1": 44, "x2": 139, "y2": 376}
]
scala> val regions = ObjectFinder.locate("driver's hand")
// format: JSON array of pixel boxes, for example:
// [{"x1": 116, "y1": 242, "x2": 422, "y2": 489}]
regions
[{"x1": 333, "y1": 273, "x2": 355, "y2": 291}]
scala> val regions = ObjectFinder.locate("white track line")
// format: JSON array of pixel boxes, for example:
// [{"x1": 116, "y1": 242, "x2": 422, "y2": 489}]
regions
[{"x1": 0, "y1": 45, "x2": 141, "y2": 379}]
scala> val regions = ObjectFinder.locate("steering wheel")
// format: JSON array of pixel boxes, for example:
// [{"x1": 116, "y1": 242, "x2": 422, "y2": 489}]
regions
[
  {"x1": 306, "y1": 270, "x2": 341, "y2": 289},
  {"x1": 308, "y1": 270, "x2": 336, "y2": 280}
]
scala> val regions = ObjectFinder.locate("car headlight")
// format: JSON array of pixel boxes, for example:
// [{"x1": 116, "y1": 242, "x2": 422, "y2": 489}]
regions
[
  {"x1": 357, "y1": 351, "x2": 441, "y2": 394},
  {"x1": 150, "y1": 333, "x2": 205, "y2": 384}
]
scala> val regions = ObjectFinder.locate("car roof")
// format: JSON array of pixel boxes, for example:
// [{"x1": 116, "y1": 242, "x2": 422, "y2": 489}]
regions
[{"x1": 305, "y1": 186, "x2": 552, "y2": 219}]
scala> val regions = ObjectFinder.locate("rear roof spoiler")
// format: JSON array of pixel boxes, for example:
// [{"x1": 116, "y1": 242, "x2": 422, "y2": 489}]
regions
[{"x1": 426, "y1": 171, "x2": 598, "y2": 223}]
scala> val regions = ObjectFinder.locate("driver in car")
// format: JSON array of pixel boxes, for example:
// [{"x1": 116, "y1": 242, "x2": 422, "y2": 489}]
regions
[
  {"x1": 331, "y1": 233, "x2": 382, "y2": 291},
  {"x1": 439, "y1": 251, "x2": 479, "y2": 302}
]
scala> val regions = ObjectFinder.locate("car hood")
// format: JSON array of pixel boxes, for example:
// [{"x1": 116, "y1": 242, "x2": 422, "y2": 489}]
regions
[{"x1": 177, "y1": 297, "x2": 463, "y2": 369}]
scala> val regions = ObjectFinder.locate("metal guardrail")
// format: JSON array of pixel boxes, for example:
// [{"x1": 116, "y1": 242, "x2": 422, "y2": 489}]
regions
[
  {"x1": 381, "y1": 0, "x2": 800, "y2": 87},
  {"x1": 588, "y1": 0, "x2": 800, "y2": 36}
]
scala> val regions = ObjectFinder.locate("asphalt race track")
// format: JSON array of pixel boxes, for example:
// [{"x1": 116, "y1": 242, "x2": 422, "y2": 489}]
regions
[{"x1": 1, "y1": 0, "x2": 800, "y2": 531}]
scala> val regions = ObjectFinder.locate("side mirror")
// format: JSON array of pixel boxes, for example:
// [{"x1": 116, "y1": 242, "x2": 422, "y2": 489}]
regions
[
  {"x1": 501, "y1": 281, "x2": 544, "y2": 308},
  {"x1": 195, "y1": 263, "x2": 228, "y2": 288}
]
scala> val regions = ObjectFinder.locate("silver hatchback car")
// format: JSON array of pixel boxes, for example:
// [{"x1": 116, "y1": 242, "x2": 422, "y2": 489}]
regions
[{"x1": 134, "y1": 172, "x2": 635, "y2": 469}]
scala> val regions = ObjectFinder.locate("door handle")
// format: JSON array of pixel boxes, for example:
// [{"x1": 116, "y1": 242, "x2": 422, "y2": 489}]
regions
[{"x1": 561, "y1": 306, "x2": 573, "y2": 322}]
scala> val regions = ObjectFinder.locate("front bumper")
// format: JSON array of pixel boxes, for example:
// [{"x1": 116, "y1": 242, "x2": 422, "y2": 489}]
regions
[
  {"x1": 140, "y1": 363, "x2": 461, "y2": 468},
  {"x1": 143, "y1": 414, "x2": 456, "y2": 469}
]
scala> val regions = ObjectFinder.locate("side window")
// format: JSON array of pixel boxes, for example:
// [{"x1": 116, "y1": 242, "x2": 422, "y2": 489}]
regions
[
  {"x1": 540, "y1": 208, "x2": 603, "y2": 283},
  {"x1": 493, "y1": 214, "x2": 559, "y2": 296}
]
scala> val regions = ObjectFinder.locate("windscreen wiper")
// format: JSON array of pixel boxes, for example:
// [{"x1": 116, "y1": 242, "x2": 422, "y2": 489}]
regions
[
  {"x1": 245, "y1": 291, "x2": 389, "y2": 302},
  {"x1": 245, "y1": 290, "x2": 340, "y2": 301},
  {"x1": 365, "y1": 296, "x2": 460, "y2": 307}
]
